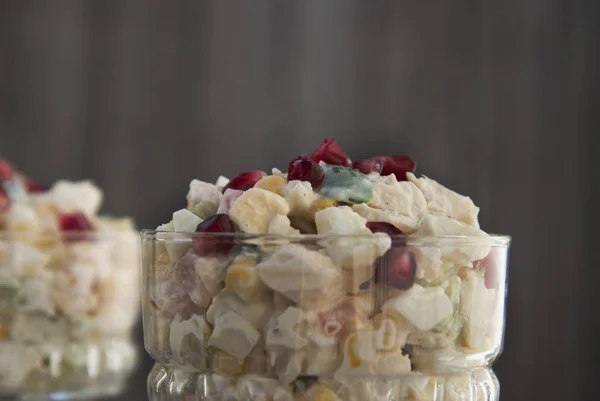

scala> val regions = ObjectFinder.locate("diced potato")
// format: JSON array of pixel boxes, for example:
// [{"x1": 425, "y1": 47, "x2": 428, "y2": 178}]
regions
[{"x1": 254, "y1": 175, "x2": 288, "y2": 195}]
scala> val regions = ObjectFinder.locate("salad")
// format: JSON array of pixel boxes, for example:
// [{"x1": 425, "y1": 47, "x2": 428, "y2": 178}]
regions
[
  {"x1": 144, "y1": 139, "x2": 509, "y2": 401},
  {"x1": 0, "y1": 161, "x2": 139, "y2": 395}
]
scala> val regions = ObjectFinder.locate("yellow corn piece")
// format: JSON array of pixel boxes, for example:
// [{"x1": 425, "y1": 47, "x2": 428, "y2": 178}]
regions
[
  {"x1": 254, "y1": 175, "x2": 288, "y2": 195},
  {"x1": 225, "y1": 261, "x2": 263, "y2": 301},
  {"x1": 0, "y1": 323, "x2": 8, "y2": 340},
  {"x1": 312, "y1": 198, "x2": 338, "y2": 212},
  {"x1": 306, "y1": 384, "x2": 339, "y2": 401}
]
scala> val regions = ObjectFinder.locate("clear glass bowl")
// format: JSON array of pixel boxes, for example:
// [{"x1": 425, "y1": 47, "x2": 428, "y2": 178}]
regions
[
  {"x1": 142, "y1": 231, "x2": 509, "y2": 401},
  {"x1": 0, "y1": 231, "x2": 140, "y2": 400}
]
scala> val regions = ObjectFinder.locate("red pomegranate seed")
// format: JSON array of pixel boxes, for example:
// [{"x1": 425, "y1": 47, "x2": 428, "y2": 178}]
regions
[
  {"x1": 352, "y1": 157, "x2": 385, "y2": 175},
  {"x1": 474, "y1": 248, "x2": 501, "y2": 289},
  {"x1": 59, "y1": 212, "x2": 93, "y2": 231},
  {"x1": 222, "y1": 170, "x2": 267, "y2": 193},
  {"x1": 0, "y1": 161, "x2": 14, "y2": 182},
  {"x1": 352, "y1": 155, "x2": 416, "y2": 181},
  {"x1": 24, "y1": 178, "x2": 47, "y2": 193},
  {"x1": 310, "y1": 138, "x2": 352, "y2": 167},
  {"x1": 380, "y1": 155, "x2": 416, "y2": 181},
  {"x1": 366, "y1": 222, "x2": 404, "y2": 236},
  {"x1": 374, "y1": 248, "x2": 416, "y2": 290},
  {"x1": 0, "y1": 189, "x2": 11, "y2": 213},
  {"x1": 287, "y1": 156, "x2": 325, "y2": 189},
  {"x1": 193, "y1": 214, "x2": 239, "y2": 255},
  {"x1": 367, "y1": 222, "x2": 406, "y2": 246}
]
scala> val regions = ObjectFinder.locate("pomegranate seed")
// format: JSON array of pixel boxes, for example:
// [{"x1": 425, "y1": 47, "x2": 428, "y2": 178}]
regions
[
  {"x1": 381, "y1": 155, "x2": 416, "y2": 181},
  {"x1": 193, "y1": 214, "x2": 239, "y2": 255},
  {"x1": 374, "y1": 248, "x2": 416, "y2": 290},
  {"x1": 222, "y1": 170, "x2": 267, "y2": 193},
  {"x1": 352, "y1": 155, "x2": 416, "y2": 181},
  {"x1": 59, "y1": 212, "x2": 93, "y2": 231},
  {"x1": 0, "y1": 161, "x2": 14, "y2": 182},
  {"x1": 24, "y1": 178, "x2": 47, "y2": 193},
  {"x1": 310, "y1": 138, "x2": 351, "y2": 167},
  {"x1": 287, "y1": 156, "x2": 325, "y2": 189},
  {"x1": 367, "y1": 222, "x2": 406, "y2": 246},
  {"x1": 474, "y1": 248, "x2": 501, "y2": 289},
  {"x1": 352, "y1": 157, "x2": 385, "y2": 175},
  {"x1": 0, "y1": 189, "x2": 11, "y2": 213},
  {"x1": 366, "y1": 222, "x2": 404, "y2": 236}
]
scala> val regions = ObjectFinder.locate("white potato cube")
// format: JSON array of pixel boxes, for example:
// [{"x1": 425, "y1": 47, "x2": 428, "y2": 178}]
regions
[
  {"x1": 207, "y1": 290, "x2": 273, "y2": 329},
  {"x1": 229, "y1": 188, "x2": 291, "y2": 234},
  {"x1": 408, "y1": 172, "x2": 480, "y2": 228},
  {"x1": 412, "y1": 246, "x2": 458, "y2": 285},
  {"x1": 186, "y1": 179, "x2": 222, "y2": 209},
  {"x1": 257, "y1": 244, "x2": 341, "y2": 306},
  {"x1": 208, "y1": 310, "x2": 261, "y2": 363},
  {"x1": 369, "y1": 178, "x2": 426, "y2": 221},
  {"x1": 352, "y1": 203, "x2": 419, "y2": 234},
  {"x1": 268, "y1": 214, "x2": 300, "y2": 235},
  {"x1": 373, "y1": 352, "x2": 411, "y2": 375},
  {"x1": 215, "y1": 175, "x2": 230, "y2": 188},
  {"x1": 265, "y1": 307, "x2": 308, "y2": 349},
  {"x1": 280, "y1": 180, "x2": 317, "y2": 216},
  {"x1": 383, "y1": 284, "x2": 453, "y2": 331},
  {"x1": 48, "y1": 180, "x2": 103, "y2": 217},
  {"x1": 172, "y1": 209, "x2": 202, "y2": 232},
  {"x1": 315, "y1": 206, "x2": 391, "y2": 270},
  {"x1": 5, "y1": 204, "x2": 39, "y2": 233},
  {"x1": 460, "y1": 269, "x2": 497, "y2": 350},
  {"x1": 417, "y1": 214, "x2": 491, "y2": 263}
]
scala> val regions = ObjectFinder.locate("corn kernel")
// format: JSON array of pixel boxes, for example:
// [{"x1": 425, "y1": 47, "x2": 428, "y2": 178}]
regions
[
  {"x1": 307, "y1": 384, "x2": 339, "y2": 401},
  {"x1": 226, "y1": 266, "x2": 250, "y2": 285},
  {"x1": 225, "y1": 261, "x2": 263, "y2": 301},
  {"x1": 0, "y1": 323, "x2": 8, "y2": 340},
  {"x1": 312, "y1": 198, "x2": 338, "y2": 212},
  {"x1": 254, "y1": 175, "x2": 288, "y2": 195}
]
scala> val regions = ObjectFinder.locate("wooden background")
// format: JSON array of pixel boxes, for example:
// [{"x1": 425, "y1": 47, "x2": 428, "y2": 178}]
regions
[{"x1": 0, "y1": 1, "x2": 598, "y2": 400}]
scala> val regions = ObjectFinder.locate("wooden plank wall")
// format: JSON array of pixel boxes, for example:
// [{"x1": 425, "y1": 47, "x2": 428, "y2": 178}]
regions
[{"x1": 0, "y1": 1, "x2": 598, "y2": 400}]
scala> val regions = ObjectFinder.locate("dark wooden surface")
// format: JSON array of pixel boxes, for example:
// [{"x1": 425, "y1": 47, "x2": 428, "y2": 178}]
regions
[{"x1": 0, "y1": 1, "x2": 598, "y2": 400}]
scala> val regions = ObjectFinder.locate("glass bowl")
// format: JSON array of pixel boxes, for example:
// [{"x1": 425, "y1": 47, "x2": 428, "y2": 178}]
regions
[
  {"x1": 0, "y1": 231, "x2": 140, "y2": 400},
  {"x1": 142, "y1": 231, "x2": 509, "y2": 401}
]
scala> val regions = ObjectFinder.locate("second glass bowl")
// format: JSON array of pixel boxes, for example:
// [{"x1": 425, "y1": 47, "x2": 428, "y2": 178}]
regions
[{"x1": 0, "y1": 231, "x2": 140, "y2": 399}]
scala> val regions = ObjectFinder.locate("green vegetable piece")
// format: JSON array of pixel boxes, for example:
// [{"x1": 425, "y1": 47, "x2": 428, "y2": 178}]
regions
[
  {"x1": 318, "y1": 163, "x2": 373, "y2": 204},
  {"x1": 190, "y1": 199, "x2": 220, "y2": 220},
  {"x1": 0, "y1": 279, "x2": 19, "y2": 304}
]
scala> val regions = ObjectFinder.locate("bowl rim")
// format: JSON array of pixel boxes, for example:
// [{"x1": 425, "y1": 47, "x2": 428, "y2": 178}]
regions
[{"x1": 140, "y1": 229, "x2": 512, "y2": 246}]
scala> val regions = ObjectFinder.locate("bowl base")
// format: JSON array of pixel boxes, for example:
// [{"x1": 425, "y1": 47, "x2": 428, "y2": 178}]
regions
[
  {"x1": 147, "y1": 363, "x2": 500, "y2": 401},
  {"x1": 0, "y1": 374, "x2": 126, "y2": 401}
]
